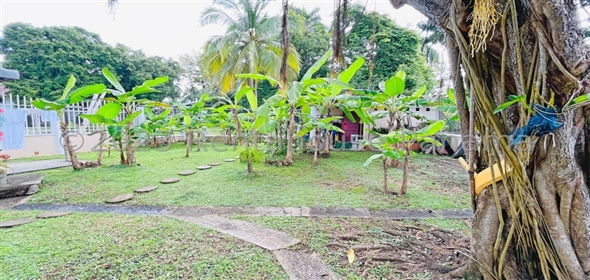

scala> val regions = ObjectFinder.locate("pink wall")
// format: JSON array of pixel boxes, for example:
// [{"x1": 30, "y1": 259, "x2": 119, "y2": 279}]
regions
[{"x1": 341, "y1": 113, "x2": 360, "y2": 142}]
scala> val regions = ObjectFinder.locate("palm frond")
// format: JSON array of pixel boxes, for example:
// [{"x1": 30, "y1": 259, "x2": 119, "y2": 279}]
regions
[{"x1": 200, "y1": 6, "x2": 237, "y2": 27}]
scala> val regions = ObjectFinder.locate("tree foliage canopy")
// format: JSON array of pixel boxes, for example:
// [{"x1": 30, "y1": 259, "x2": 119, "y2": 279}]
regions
[
  {"x1": 0, "y1": 22, "x2": 182, "y2": 101},
  {"x1": 345, "y1": 5, "x2": 434, "y2": 93}
]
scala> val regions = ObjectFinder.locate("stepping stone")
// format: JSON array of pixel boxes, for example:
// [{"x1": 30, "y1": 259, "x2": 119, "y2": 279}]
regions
[
  {"x1": 26, "y1": 185, "x2": 40, "y2": 195},
  {"x1": 36, "y1": 211, "x2": 73, "y2": 219},
  {"x1": 106, "y1": 193, "x2": 134, "y2": 204},
  {"x1": 135, "y1": 186, "x2": 158, "y2": 193},
  {"x1": 160, "y1": 178, "x2": 180, "y2": 184},
  {"x1": 0, "y1": 217, "x2": 35, "y2": 228},
  {"x1": 179, "y1": 170, "x2": 196, "y2": 176},
  {"x1": 197, "y1": 165, "x2": 212, "y2": 170},
  {"x1": 171, "y1": 215, "x2": 300, "y2": 251},
  {"x1": 273, "y1": 250, "x2": 338, "y2": 280},
  {"x1": 224, "y1": 159, "x2": 236, "y2": 162},
  {"x1": 208, "y1": 163, "x2": 221, "y2": 166}
]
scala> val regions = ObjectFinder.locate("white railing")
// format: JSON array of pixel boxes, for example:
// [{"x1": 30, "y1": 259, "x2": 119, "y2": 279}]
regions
[{"x1": 0, "y1": 92, "x2": 143, "y2": 136}]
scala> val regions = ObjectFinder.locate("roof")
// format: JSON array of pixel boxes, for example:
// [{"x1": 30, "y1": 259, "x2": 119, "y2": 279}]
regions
[{"x1": 0, "y1": 66, "x2": 20, "y2": 82}]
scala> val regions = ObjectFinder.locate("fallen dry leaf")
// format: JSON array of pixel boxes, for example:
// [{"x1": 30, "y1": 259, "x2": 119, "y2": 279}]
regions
[{"x1": 347, "y1": 248, "x2": 356, "y2": 264}]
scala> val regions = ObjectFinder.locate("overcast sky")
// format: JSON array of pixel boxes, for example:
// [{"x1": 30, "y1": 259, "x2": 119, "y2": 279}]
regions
[{"x1": 0, "y1": 0, "x2": 426, "y2": 61}]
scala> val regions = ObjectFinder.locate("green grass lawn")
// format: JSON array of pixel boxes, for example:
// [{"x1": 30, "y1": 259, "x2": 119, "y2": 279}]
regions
[
  {"x1": 0, "y1": 210, "x2": 286, "y2": 280},
  {"x1": 22, "y1": 143, "x2": 469, "y2": 210}
]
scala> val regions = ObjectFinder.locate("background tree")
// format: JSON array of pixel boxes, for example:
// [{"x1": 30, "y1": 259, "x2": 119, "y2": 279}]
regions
[
  {"x1": 199, "y1": 0, "x2": 300, "y2": 96},
  {"x1": 289, "y1": 6, "x2": 331, "y2": 79},
  {"x1": 388, "y1": 0, "x2": 590, "y2": 278},
  {"x1": 177, "y1": 50, "x2": 210, "y2": 102},
  {"x1": 0, "y1": 23, "x2": 112, "y2": 99},
  {"x1": 0, "y1": 23, "x2": 182, "y2": 101},
  {"x1": 346, "y1": 5, "x2": 434, "y2": 93},
  {"x1": 108, "y1": 44, "x2": 182, "y2": 101}
]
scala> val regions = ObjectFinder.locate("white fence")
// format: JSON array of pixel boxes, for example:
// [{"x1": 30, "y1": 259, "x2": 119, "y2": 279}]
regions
[
  {"x1": 0, "y1": 92, "x2": 145, "y2": 159},
  {"x1": 1, "y1": 92, "x2": 144, "y2": 135}
]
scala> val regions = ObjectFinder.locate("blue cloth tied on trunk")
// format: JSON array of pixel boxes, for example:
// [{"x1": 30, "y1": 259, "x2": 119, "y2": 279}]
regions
[{"x1": 510, "y1": 105, "x2": 563, "y2": 146}]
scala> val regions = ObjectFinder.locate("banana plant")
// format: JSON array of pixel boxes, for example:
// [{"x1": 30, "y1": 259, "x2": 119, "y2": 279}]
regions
[
  {"x1": 32, "y1": 75, "x2": 106, "y2": 170},
  {"x1": 237, "y1": 50, "x2": 369, "y2": 164},
  {"x1": 136, "y1": 107, "x2": 172, "y2": 148},
  {"x1": 208, "y1": 107, "x2": 236, "y2": 144},
  {"x1": 80, "y1": 67, "x2": 169, "y2": 166},
  {"x1": 305, "y1": 56, "x2": 367, "y2": 156},
  {"x1": 296, "y1": 114, "x2": 344, "y2": 166},
  {"x1": 171, "y1": 93, "x2": 210, "y2": 157},
  {"x1": 364, "y1": 120, "x2": 445, "y2": 196}
]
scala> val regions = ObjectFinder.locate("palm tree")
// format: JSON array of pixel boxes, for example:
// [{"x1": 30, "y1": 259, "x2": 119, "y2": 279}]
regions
[{"x1": 199, "y1": 0, "x2": 300, "y2": 95}]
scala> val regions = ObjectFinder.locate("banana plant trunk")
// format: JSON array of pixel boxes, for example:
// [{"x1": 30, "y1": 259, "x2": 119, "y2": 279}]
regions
[
  {"x1": 284, "y1": 105, "x2": 295, "y2": 165},
  {"x1": 97, "y1": 130, "x2": 106, "y2": 165},
  {"x1": 399, "y1": 145, "x2": 411, "y2": 196},
  {"x1": 321, "y1": 111, "x2": 331, "y2": 156},
  {"x1": 118, "y1": 140, "x2": 125, "y2": 164},
  {"x1": 382, "y1": 157, "x2": 388, "y2": 193},
  {"x1": 185, "y1": 129, "x2": 193, "y2": 157},
  {"x1": 196, "y1": 130, "x2": 202, "y2": 152},
  {"x1": 245, "y1": 135, "x2": 253, "y2": 174},
  {"x1": 231, "y1": 108, "x2": 243, "y2": 145},
  {"x1": 312, "y1": 128, "x2": 321, "y2": 166},
  {"x1": 124, "y1": 121, "x2": 135, "y2": 166},
  {"x1": 60, "y1": 121, "x2": 83, "y2": 170}
]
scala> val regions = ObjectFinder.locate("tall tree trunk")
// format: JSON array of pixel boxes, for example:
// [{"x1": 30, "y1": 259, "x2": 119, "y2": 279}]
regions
[
  {"x1": 330, "y1": 0, "x2": 347, "y2": 78},
  {"x1": 285, "y1": 105, "x2": 295, "y2": 165},
  {"x1": 60, "y1": 121, "x2": 83, "y2": 170},
  {"x1": 389, "y1": 0, "x2": 590, "y2": 278},
  {"x1": 280, "y1": 0, "x2": 294, "y2": 166}
]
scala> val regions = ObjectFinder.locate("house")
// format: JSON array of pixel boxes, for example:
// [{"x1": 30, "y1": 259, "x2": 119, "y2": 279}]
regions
[{"x1": 310, "y1": 106, "x2": 442, "y2": 150}]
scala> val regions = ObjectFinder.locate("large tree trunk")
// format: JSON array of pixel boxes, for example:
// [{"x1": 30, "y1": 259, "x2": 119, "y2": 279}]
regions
[
  {"x1": 389, "y1": 0, "x2": 590, "y2": 278},
  {"x1": 60, "y1": 122, "x2": 83, "y2": 170}
]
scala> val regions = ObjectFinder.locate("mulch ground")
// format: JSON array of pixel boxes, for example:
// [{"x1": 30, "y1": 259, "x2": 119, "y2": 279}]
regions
[{"x1": 325, "y1": 220, "x2": 471, "y2": 279}]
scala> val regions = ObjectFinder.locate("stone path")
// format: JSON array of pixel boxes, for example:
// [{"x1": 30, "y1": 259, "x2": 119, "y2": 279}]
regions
[
  {"x1": 5, "y1": 202, "x2": 474, "y2": 279},
  {"x1": 274, "y1": 250, "x2": 338, "y2": 280},
  {"x1": 170, "y1": 215, "x2": 300, "y2": 250},
  {"x1": 11, "y1": 203, "x2": 474, "y2": 219},
  {"x1": 6, "y1": 159, "x2": 71, "y2": 175}
]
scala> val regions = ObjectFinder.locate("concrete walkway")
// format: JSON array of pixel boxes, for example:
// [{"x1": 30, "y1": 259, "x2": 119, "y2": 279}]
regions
[
  {"x1": 10, "y1": 203, "x2": 474, "y2": 220},
  {"x1": 6, "y1": 203, "x2": 473, "y2": 279},
  {"x1": 6, "y1": 159, "x2": 71, "y2": 175}
]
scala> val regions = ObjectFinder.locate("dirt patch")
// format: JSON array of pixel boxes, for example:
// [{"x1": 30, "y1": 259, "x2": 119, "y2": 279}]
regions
[{"x1": 325, "y1": 220, "x2": 470, "y2": 279}]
